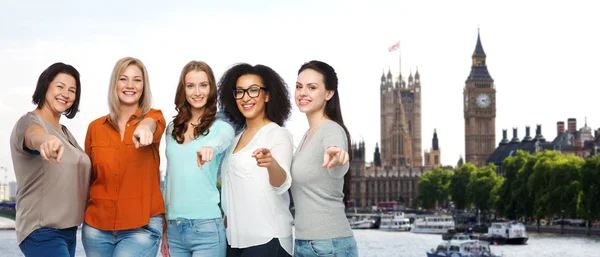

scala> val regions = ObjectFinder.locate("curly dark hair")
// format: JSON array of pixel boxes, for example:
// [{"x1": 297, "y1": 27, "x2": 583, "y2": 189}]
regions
[
  {"x1": 171, "y1": 61, "x2": 218, "y2": 144},
  {"x1": 218, "y1": 63, "x2": 291, "y2": 128}
]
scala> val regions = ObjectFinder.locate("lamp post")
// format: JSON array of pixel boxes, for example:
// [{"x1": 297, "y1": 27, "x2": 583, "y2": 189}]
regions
[
  {"x1": 560, "y1": 209, "x2": 564, "y2": 234},
  {"x1": 0, "y1": 166, "x2": 6, "y2": 202},
  {"x1": 587, "y1": 210, "x2": 591, "y2": 236}
]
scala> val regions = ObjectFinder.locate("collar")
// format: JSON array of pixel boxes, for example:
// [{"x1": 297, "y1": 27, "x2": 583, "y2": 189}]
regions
[{"x1": 102, "y1": 108, "x2": 143, "y2": 125}]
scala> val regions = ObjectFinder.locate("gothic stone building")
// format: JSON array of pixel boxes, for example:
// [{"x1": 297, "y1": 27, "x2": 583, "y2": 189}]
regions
[
  {"x1": 464, "y1": 31, "x2": 497, "y2": 167},
  {"x1": 349, "y1": 66, "x2": 442, "y2": 208},
  {"x1": 488, "y1": 118, "x2": 600, "y2": 176}
]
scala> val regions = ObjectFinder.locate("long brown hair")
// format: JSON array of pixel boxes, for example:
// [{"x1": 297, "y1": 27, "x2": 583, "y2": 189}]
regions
[{"x1": 171, "y1": 61, "x2": 218, "y2": 144}]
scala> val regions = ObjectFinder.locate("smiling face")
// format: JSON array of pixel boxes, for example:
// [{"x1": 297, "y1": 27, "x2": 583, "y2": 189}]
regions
[
  {"x1": 295, "y1": 68, "x2": 333, "y2": 115},
  {"x1": 117, "y1": 64, "x2": 144, "y2": 106},
  {"x1": 44, "y1": 73, "x2": 77, "y2": 114},
  {"x1": 235, "y1": 74, "x2": 269, "y2": 121},
  {"x1": 185, "y1": 70, "x2": 210, "y2": 113}
]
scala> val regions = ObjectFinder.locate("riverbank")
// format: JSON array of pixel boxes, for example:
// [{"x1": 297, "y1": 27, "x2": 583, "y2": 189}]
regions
[
  {"x1": 0, "y1": 217, "x2": 15, "y2": 230},
  {"x1": 526, "y1": 225, "x2": 600, "y2": 236}
]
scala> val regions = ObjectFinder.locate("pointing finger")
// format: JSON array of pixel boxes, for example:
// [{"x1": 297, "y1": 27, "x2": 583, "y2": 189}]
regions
[{"x1": 56, "y1": 143, "x2": 64, "y2": 163}]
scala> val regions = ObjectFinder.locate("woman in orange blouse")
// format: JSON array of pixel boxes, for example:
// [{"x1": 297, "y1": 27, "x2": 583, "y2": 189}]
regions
[{"x1": 82, "y1": 57, "x2": 166, "y2": 257}]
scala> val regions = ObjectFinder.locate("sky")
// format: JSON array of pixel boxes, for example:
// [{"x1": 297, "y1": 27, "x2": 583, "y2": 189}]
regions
[{"x1": 1, "y1": 0, "x2": 599, "y2": 182}]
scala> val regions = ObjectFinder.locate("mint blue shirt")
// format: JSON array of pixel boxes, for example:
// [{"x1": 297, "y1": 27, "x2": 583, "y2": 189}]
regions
[{"x1": 164, "y1": 119, "x2": 235, "y2": 220}]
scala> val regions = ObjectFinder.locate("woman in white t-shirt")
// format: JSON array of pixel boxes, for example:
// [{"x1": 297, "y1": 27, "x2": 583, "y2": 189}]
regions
[{"x1": 217, "y1": 63, "x2": 294, "y2": 257}]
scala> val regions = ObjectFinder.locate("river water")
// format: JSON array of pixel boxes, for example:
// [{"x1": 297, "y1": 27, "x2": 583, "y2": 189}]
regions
[{"x1": 1, "y1": 229, "x2": 599, "y2": 256}]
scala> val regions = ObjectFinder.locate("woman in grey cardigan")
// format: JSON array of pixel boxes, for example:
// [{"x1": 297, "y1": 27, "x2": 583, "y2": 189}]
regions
[{"x1": 291, "y1": 60, "x2": 357, "y2": 257}]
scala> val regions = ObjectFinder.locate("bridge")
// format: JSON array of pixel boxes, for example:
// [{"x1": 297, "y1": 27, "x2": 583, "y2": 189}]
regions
[{"x1": 0, "y1": 202, "x2": 16, "y2": 220}]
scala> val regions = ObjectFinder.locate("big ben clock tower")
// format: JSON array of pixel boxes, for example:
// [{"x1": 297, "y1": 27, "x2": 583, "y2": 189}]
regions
[{"x1": 464, "y1": 30, "x2": 496, "y2": 167}]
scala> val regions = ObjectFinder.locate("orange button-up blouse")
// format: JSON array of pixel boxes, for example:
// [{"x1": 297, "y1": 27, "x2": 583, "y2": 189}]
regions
[{"x1": 84, "y1": 108, "x2": 166, "y2": 231}]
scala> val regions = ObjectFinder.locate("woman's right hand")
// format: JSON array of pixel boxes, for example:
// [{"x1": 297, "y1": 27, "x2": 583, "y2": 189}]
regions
[
  {"x1": 39, "y1": 135, "x2": 64, "y2": 163},
  {"x1": 160, "y1": 231, "x2": 170, "y2": 257}
]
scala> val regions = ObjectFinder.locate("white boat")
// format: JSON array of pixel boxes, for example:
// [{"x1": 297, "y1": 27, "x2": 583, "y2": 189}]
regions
[
  {"x1": 349, "y1": 216, "x2": 376, "y2": 229},
  {"x1": 427, "y1": 235, "x2": 500, "y2": 257},
  {"x1": 487, "y1": 221, "x2": 528, "y2": 244},
  {"x1": 412, "y1": 215, "x2": 455, "y2": 234},
  {"x1": 379, "y1": 212, "x2": 411, "y2": 231}
]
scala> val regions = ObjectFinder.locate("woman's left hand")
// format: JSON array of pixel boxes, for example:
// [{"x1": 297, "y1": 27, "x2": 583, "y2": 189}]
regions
[
  {"x1": 322, "y1": 146, "x2": 349, "y2": 169},
  {"x1": 252, "y1": 148, "x2": 274, "y2": 168}
]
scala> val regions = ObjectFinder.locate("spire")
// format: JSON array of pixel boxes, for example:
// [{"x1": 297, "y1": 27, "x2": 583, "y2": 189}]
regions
[
  {"x1": 374, "y1": 143, "x2": 381, "y2": 167},
  {"x1": 415, "y1": 67, "x2": 420, "y2": 79},
  {"x1": 408, "y1": 70, "x2": 413, "y2": 82},
  {"x1": 467, "y1": 29, "x2": 493, "y2": 81},
  {"x1": 381, "y1": 70, "x2": 385, "y2": 82},
  {"x1": 432, "y1": 129, "x2": 439, "y2": 150},
  {"x1": 472, "y1": 28, "x2": 486, "y2": 58},
  {"x1": 387, "y1": 68, "x2": 392, "y2": 79}
]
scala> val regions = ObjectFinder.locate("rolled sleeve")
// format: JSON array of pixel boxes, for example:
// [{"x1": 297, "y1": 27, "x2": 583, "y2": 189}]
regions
[
  {"x1": 269, "y1": 128, "x2": 294, "y2": 194},
  {"x1": 144, "y1": 109, "x2": 166, "y2": 143},
  {"x1": 204, "y1": 121, "x2": 235, "y2": 154},
  {"x1": 322, "y1": 123, "x2": 350, "y2": 178}
]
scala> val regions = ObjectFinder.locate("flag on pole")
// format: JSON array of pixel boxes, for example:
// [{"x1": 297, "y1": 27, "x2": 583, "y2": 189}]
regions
[{"x1": 388, "y1": 41, "x2": 400, "y2": 52}]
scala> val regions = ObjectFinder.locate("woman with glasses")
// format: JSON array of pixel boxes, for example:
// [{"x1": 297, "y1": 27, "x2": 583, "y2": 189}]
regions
[
  {"x1": 291, "y1": 60, "x2": 356, "y2": 257},
  {"x1": 217, "y1": 63, "x2": 294, "y2": 257}
]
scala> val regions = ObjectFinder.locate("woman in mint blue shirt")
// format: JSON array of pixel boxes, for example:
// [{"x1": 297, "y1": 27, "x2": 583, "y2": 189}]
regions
[{"x1": 160, "y1": 61, "x2": 235, "y2": 257}]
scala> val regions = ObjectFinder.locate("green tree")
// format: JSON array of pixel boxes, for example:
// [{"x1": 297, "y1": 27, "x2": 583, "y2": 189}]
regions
[
  {"x1": 528, "y1": 151, "x2": 563, "y2": 220},
  {"x1": 495, "y1": 150, "x2": 531, "y2": 219},
  {"x1": 451, "y1": 163, "x2": 476, "y2": 210},
  {"x1": 512, "y1": 151, "x2": 537, "y2": 219},
  {"x1": 546, "y1": 154, "x2": 583, "y2": 219},
  {"x1": 577, "y1": 154, "x2": 600, "y2": 235},
  {"x1": 467, "y1": 163, "x2": 503, "y2": 213},
  {"x1": 418, "y1": 168, "x2": 453, "y2": 209}
]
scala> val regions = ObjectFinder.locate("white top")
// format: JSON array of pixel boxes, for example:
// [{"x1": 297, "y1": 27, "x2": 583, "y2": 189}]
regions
[{"x1": 221, "y1": 122, "x2": 294, "y2": 254}]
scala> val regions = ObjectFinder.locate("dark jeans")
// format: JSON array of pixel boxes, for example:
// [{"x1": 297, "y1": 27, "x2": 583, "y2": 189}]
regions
[
  {"x1": 227, "y1": 238, "x2": 291, "y2": 257},
  {"x1": 19, "y1": 227, "x2": 78, "y2": 257}
]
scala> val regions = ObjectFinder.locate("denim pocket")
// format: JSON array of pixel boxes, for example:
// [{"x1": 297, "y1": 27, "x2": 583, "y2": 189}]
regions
[
  {"x1": 309, "y1": 239, "x2": 335, "y2": 257},
  {"x1": 31, "y1": 227, "x2": 59, "y2": 235},
  {"x1": 192, "y1": 219, "x2": 219, "y2": 244},
  {"x1": 143, "y1": 215, "x2": 163, "y2": 239}
]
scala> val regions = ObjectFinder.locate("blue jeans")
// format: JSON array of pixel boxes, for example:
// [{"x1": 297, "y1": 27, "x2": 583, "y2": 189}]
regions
[
  {"x1": 19, "y1": 227, "x2": 78, "y2": 257},
  {"x1": 82, "y1": 215, "x2": 163, "y2": 257},
  {"x1": 295, "y1": 236, "x2": 358, "y2": 257},
  {"x1": 166, "y1": 218, "x2": 226, "y2": 257}
]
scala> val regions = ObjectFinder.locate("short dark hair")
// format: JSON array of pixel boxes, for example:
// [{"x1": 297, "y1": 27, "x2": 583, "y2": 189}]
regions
[
  {"x1": 32, "y1": 62, "x2": 81, "y2": 119},
  {"x1": 218, "y1": 63, "x2": 291, "y2": 128}
]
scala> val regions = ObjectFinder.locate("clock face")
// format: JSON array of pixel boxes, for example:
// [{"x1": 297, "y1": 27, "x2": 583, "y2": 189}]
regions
[{"x1": 476, "y1": 93, "x2": 491, "y2": 108}]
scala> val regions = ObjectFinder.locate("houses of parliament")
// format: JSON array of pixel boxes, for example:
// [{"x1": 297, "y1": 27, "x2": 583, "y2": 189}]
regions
[{"x1": 348, "y1": 31, "x2": 496, "y2": 209}]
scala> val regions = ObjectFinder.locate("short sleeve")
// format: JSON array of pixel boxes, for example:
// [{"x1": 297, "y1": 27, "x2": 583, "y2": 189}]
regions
[
  {"x1": 10, "y1": 113, "x2": 43, "y2": 155},
  {"x1": 321, "y1": 121, "x2": 350, "y2": 178},
  {"x1": 144, "y1": 109, "x2": 166, "y2": 143},
  {"x1": 268, "y1": 127, "x2": 294, "y2": 194}
]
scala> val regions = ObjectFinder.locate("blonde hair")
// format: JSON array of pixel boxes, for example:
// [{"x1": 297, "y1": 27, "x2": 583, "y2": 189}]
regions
[{"x1": 108, "y1": 57, "x2": 153, "y2": 125}]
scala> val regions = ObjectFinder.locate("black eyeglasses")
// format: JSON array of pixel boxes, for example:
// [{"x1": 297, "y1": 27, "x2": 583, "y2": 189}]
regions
[{"x1": 234, "y1": 85, "x2": 266, "y2": 100}]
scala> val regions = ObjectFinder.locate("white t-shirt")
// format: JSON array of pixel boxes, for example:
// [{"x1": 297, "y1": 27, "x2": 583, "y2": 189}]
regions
[{"x1": 221, "y1": 122, "x2": 294, "y2": 254}]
